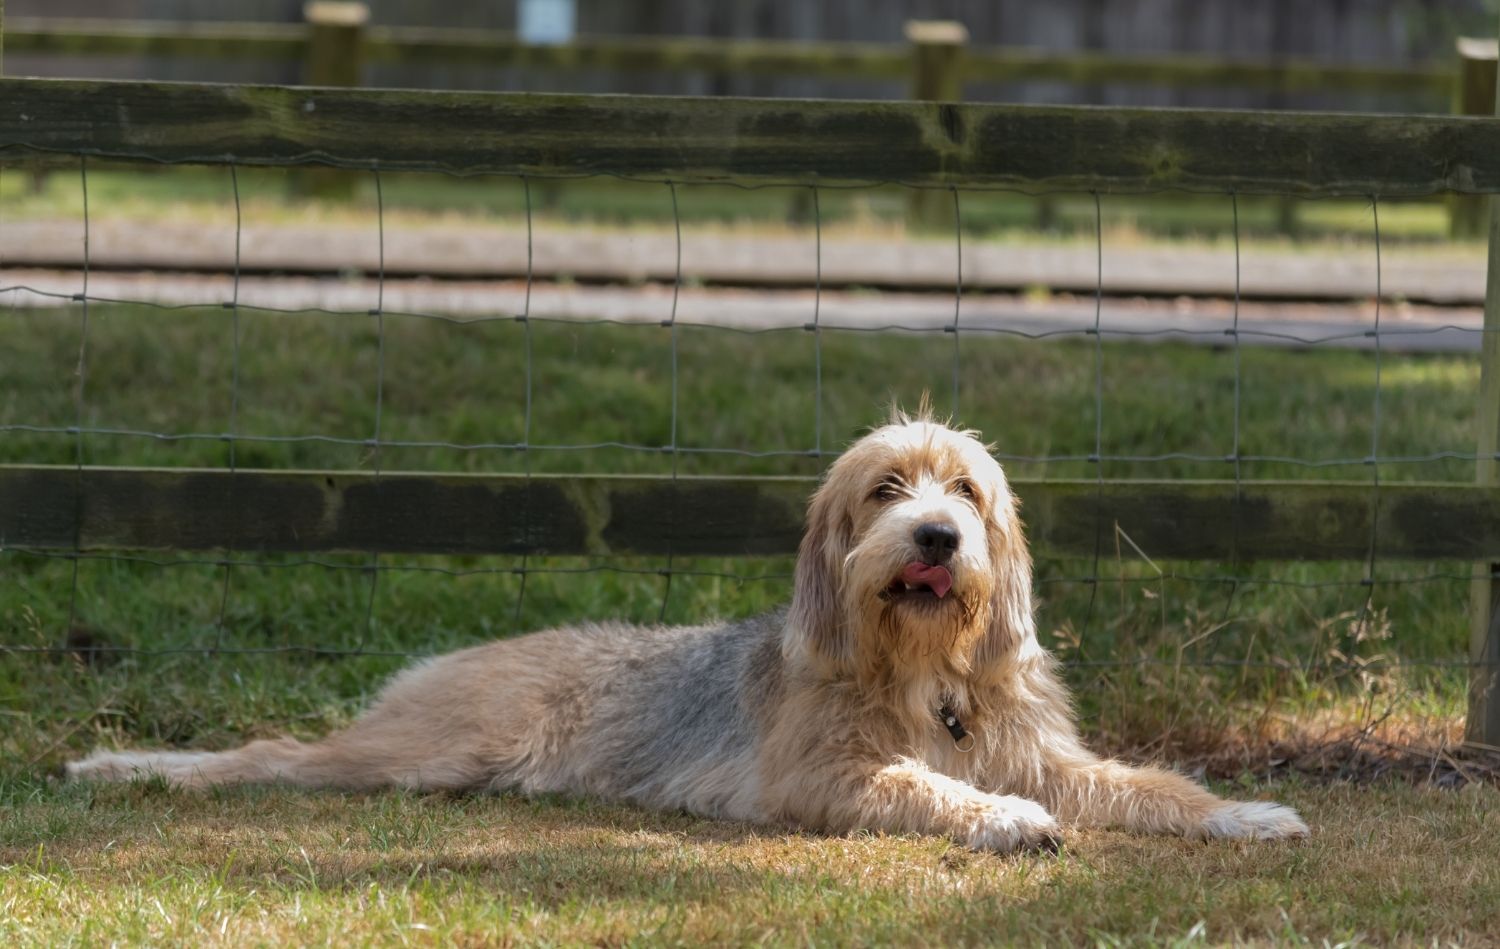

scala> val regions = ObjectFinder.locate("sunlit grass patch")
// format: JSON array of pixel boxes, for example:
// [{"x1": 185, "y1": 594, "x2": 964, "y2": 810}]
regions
[{"x1": 1, "y1": 781, "x2": 1496, "y2": 945}]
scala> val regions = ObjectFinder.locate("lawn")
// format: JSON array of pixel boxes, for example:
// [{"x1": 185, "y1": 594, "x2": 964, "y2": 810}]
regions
[
  {"x1": 1, "y1": 293, "x2": 1495, "y2": 943},
  {"x1": 3, "y1": 781, "x2": 1496, "y2": 945}
]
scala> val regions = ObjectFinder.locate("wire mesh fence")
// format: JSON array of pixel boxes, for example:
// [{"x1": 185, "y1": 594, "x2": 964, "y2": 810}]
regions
[{"x1": 0, "y1": 82, "x2": 1496, "y2": 765}]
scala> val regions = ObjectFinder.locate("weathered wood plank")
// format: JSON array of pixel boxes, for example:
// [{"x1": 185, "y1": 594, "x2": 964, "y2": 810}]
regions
[
  {"x1": 1, "y1": 77, "x2": 1498, "y2": 194},
  {"x1": 365, "y1": 27, "x2": 913, "y2": 80},
  {"x1": 0, "y1": 467, "x2": 807, "y2": 559},
  {"x1": 2, "y1": 466, "x2": 1498, "y2": 561},
  {"x1": 964, "y1": 46, "x2": 1451, "y2": 96},
  {"x1": 4, "y1": 17, "x2": 307, "y2": 61},
  {"x1": 1020, "y1": 480, "x2": 1500, "y2": 562},
  {"x1": 4, "y1": 19, "x2": 1450, "y2": 96},
  {"x1": 1, "y1": 19, "x2": 910, "y2": 78}
]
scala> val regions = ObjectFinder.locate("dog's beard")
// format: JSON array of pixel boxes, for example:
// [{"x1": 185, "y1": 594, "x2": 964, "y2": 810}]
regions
[
  {"x1": 848, "y1": 564, "x2": 990, "y2": 673},
  {"x1": 883, "y1": 591, "x2": 983, "y2": 659}
]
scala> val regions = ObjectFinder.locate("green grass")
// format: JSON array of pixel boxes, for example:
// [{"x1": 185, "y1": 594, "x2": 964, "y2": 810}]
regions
[
  {"x1": 0, "y1": 296, "x2": 1490, "y2": 944},
  {"x1": 0, "y1": 163, "x2": 1461, "y2": 245},
  {"x1": 0, "y1": 302, "x2": 1479, "y2": 481}
]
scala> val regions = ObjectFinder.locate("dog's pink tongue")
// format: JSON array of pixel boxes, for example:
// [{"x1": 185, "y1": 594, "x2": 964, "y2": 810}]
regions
[{"x1": 901, "y1": 562, "x2": 953, "y2": 599}]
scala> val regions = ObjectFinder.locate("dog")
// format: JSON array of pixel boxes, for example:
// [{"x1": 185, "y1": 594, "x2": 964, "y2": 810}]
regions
[{"x1": 67, "y1": 413, "x2": 1307, "y2": 852}]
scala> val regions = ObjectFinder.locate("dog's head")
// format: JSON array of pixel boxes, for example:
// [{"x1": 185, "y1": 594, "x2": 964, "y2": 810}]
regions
[{"x1": 786, "y1": 413, "x2": 1035, "y2": 680}]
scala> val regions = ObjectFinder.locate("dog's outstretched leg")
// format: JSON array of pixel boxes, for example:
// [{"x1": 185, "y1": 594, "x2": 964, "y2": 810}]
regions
[
  {"x1": 775, "y1": 756, "x2": 1062, "y2": 853},
  {"x1": 1029, "y1": 746, "x2": 1308, "y2": 840}
]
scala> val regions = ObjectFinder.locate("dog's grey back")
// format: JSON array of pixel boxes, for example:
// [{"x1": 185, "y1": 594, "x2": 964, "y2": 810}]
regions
[{"x1": 560, "y1": 608, "x2": 787, "y2": 819}]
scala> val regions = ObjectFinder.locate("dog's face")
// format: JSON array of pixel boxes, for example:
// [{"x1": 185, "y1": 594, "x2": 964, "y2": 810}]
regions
[{"x1": 787, "y1": 419, "x2": 1035, "y2": 679}]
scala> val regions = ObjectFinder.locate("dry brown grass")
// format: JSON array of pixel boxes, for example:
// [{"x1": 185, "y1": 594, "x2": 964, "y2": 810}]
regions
[{"x1": 3, "y1": 778, "x2": 1497, "y2": 946}]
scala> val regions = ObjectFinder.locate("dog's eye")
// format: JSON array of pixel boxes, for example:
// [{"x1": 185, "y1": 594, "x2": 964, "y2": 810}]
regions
[
  {"x1": 871, "y1": 482, "x2": 901, "y2": 502},
  {"x1": 952, "y1": 479, "x2": 978, "y2": 502}
]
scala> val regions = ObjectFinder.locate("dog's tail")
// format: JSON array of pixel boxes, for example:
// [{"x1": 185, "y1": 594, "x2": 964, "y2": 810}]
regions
[
  {"x1": 65, "y1": 726, "x2": 488, "y2": 791},
  {"x1": 65, "y1": 640, "x2": 558, "y2": 792},
  {"x1": 65, "y1": 737, "x2": 350, "y2": 789}
]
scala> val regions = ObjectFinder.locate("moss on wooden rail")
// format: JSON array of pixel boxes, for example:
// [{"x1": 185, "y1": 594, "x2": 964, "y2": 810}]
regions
[
  {"x1": 1, "y1": 77, "x2": 1497, "y2": 194},
  {"x1": 1, "y1": 465, "x2": 1495, "y2": 562}
]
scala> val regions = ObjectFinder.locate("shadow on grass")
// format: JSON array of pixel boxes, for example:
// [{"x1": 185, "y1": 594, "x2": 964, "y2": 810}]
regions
[{"x1": 1, "y1": 779, "x2": 805, "y2": 906}]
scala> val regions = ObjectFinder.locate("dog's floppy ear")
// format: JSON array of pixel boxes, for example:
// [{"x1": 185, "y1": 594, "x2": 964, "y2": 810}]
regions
[
  {"x1": 785, "y1": 478, "x2": 854, "y2": 675},
  {"x1": 973, "y1": 485, "x2": 1040, "y2": 671}
]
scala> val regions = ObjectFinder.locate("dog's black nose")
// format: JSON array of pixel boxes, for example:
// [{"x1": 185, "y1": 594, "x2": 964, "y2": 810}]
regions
[{"x1": 913, "y1": 522, "x2": 959, "y2": 564}]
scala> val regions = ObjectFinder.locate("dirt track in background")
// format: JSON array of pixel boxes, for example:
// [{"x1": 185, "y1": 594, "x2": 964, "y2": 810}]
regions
[
  {"x1": 0, "y1": 217, "x2": 1486, "y2": 303},
  {"x1": 2, "y1": 267, "x2": 1481, "y2": 352}
]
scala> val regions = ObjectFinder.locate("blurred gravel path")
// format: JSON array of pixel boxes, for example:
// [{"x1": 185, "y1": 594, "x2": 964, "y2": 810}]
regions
[
  {"x1": 0, "y1": 218, "x2": 1484, "y2": 304},
  {"x1": 2, "y1": 268, "x2": 1480, "y2": 352}
]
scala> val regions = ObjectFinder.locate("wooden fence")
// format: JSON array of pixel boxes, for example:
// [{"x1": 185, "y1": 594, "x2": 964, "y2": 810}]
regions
[
  {"x1": 9, "y1": 467, "x2": 1500, "y2": 564},
  {"x1": 1, "y1": 9, "x2": 1455, "y2": 101},
  {"x1": 5, "y1": 6, "x2": 1495, "y2": 233},
  {"x1": 1, "y1": 75, "x2": 1499, "y2": 742}
]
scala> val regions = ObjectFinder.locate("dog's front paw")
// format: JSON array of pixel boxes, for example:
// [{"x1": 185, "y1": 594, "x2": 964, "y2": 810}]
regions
[
  {"x1": 966, "y1": 796, "x2": 1062, "y2": 854},
  {"x1": 1202, "y1": 800, "x2": 1309, "y2": 840}
]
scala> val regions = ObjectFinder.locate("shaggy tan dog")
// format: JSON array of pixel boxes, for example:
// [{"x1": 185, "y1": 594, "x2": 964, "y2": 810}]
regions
[{"x1": 68, "y1": 414, "x2": 1307, "y2": 851}]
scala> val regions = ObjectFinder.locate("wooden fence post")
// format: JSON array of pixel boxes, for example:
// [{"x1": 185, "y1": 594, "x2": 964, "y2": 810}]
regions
[
  {"x1": 297, "y1": 1, "x2": 368, "y2": 199},
  {"x1": 904, "y1": 20, "x2": 967, "y2": 230},
  {"x1": 304, "y1": 0, "x2": 367, "y2": 86},
  {"x1": 1470, "y1": 197, "x2": 1500, "y2": 747},
  {"x1": 1452, "y1": 38, "x2": 1497, "y2": 240},
  {"x1": 6, "y1": 0, "x2": 45, "y2": 197},
  {"x1": 1468, "y1": 24, "x2": 1500, "y2": 748}
]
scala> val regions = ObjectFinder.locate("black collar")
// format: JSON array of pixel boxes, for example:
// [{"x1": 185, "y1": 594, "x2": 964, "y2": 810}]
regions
[{"x1": 937, "y1": 703, "x2": 975, "y2": 752}]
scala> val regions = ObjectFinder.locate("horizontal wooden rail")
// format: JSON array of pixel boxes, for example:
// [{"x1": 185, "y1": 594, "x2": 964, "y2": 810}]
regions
[
  {"x1": 961, "y1": 46, "x2": 1452, "y2": 96},
  {"x1": 1, "y1": 466, "x2": 1494, "y2": 562},
  {"x1": 4, "y1": 17, "x2": 307, "y2": 61},
  {"x1": 1, "y1": 78, "x2": 1498, "y2": 194},
  {"x1": 3, "y1": 17, "x2": 1451, "y2": 95},
  {"x1": 364, "y1": 29, "x2": 911, "y2": 80}
]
